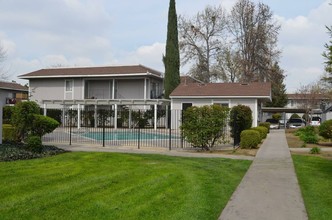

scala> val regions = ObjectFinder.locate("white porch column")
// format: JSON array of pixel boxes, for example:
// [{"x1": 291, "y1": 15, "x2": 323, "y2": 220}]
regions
[
  {"x1": 94, "y1": 105, "x2": 97, "y2": 128},
  {"x1": 77, "y1": 104, "x2": 81, "y2": 129},
  {"x1": 165, "y1": 105, "x2": 169, "y2": 129},
  {"x1": 154, "y1": 104, "x2": 157, "y2": 130},
  {"x1": 144, "y1": 78, "x2": 147, "y2": 100},
  {"x1": 43, "y1": 103, "x2": 47, "y2": 116},
  {"x1": 254, "y1": 99, "x2": 258, "y2": 127},
  {"x1": 114, "y1": 104, "x2": 118, "y2": 129},
  {"x1": 112, "y1": 79, "x2": 115, "y2": 99}
]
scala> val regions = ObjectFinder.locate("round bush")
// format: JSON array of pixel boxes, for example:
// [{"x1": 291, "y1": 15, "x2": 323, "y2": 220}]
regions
[
  {"x1": 240, "y1": 130, "x2": 261, "y2": 149},
  {"x1": 251, "y1": 126, "x2": 268, "y2": 139},
  {"x1": 319, "y1": 119, "x2": 332, "y2": 139},
  {"x1": 259, "y1": 122, "x2": 270, "y2": 133},
  {"x1": 26, "y1": 135, "x2": 43, "y2": 153}
]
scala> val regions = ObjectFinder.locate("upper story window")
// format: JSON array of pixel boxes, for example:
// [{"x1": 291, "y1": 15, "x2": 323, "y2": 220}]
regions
[{"x1": 65, "y1": 80, "x2": 73, "y2": 92}]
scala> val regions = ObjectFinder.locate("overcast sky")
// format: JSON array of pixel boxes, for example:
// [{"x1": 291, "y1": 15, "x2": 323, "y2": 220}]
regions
[{"x1": 0, "y1": 0, "x2": 331, "y2": 92}]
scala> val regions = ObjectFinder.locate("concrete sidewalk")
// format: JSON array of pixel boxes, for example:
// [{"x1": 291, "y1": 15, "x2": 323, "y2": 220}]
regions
[{"x1": 219, "y1": 129, "x2": 308, "y2": 220}]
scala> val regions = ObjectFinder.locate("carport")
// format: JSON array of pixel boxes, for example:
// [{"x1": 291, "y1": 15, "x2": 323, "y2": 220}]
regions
[{"x1": 261, "y1": 107, "x2": 315, "y2": 126}]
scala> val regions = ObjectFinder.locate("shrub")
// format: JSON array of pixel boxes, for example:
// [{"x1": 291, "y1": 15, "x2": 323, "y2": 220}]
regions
[
  {"x1": 181, "y1": 105, "x2": 229, "y2": 150},
  {"x1": 310, "y1": 147, "x2": 321, "y2": 154},
  {"x1": 3, "y1": 106, "x2": 14, "y2": 124},
  {"x1": 25, "y1": 135, "x2": 43, "y2": 153},
  {"x1": 290, "y1": 113, "x2": 301, "y2": 119},
  {"x1": 258, "y1": 122, "x2": 270, "y2": 133},
  {"x1": 272, "y1": 113, "x2": 281, "y2": 120},
  {"x1": 319, "y1": 119, "x2": 332, "y2": 139},
  {"x1": 250, "y1": 126, "x2": 268, "y2": 140},
  {"x1": 31, "y1": 114, "x2": 60, "y2": 137},
  {"x1": 2, "y1": 124, "x2": 15, "y2": 142},
  {"x1": 301, "y1": 135, "x2": 318, "y2": 144},
  {"x1": 229, "y1": 105, "x2": 253, "y2": 145},
  {"x1": 11, "y1": 101, "x2": 40, "y2": 141},
  {"x1": 296, "y1": 126, "x2": 318, "y2": 144},
  {"x1": 240, "y1": 130, "x2": 261, "y2": 149}
]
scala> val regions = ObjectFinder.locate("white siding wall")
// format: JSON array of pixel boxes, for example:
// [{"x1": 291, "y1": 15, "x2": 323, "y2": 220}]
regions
[
  {"x1": 171, "y1": 98, "x2": 258, "y2": 129},
  {"x1": 29, "y1": 79, "x2": 66, "y2": 104},
  {"x1": 117, "y1": 79, "x2": 144, "y2": 99}
]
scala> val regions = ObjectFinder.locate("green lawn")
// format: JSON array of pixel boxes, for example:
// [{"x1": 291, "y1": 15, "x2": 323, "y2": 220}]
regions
[
  {"x1": 0, "y1": 152, "x2": 251, "y2": 220},
  {"x1": 292, "y1": 155, "x2": 332, "y2": 220}
]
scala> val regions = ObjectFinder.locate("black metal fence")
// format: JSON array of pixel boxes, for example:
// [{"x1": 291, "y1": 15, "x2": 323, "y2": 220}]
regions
[{"x1": 42, "y1": 106, "x2": 232, "y2": 150}]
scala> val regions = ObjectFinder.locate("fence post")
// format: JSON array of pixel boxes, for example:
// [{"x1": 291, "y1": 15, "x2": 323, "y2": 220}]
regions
[
  {"x1": 168, "y1": 108, "x2": 171, "y2": 151},
  {"x1": 69, "y1": 111, "x2": 72, "y2": 145},
  {"x1": 138, "y1": 110, "x2": 141, "y2": 149},
  {"x1": 181, "y1": 110, "x2": 184, "y2": 148},
  {"x1": 102, "y1": 116, "x2": 105, "y2": 147}
]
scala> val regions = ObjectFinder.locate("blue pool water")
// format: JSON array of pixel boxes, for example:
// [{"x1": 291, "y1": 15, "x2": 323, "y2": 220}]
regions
[{"x1": 83, "y1": 131, "x2": 177, "y2": 141}]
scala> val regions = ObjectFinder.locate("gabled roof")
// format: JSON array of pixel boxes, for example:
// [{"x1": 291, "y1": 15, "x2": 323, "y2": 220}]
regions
[
  {"x1": 0, "y1": 81, "x2": 28, "y2": 92},
  {"x1": 19, "y1": 64, "x2": 163, "y2": 79},
  {"x1": 170, "y1": 82, "x2": 271, "y2": 99}
]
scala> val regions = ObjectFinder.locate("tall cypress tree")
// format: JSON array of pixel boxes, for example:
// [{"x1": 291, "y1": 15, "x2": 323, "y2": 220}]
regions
[{"x1": 163, "y1": 0, "x2": 180, "y2": 99}]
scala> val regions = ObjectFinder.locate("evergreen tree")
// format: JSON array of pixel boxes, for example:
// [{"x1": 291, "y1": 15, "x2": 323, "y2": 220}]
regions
[
  {"x1": 322, "y1": 26, "x2": 332, "y2": 82},
  {"x1": 265, "y1": 62, "x2": 288, "y2": 107},
  {"x1": 163, "y1": 0, "x2": 180, "y2": 99}
]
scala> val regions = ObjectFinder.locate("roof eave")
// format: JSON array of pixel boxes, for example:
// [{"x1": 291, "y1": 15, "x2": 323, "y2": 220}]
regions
[
  {"x1": 0, "y1": 87, "x2": 28, "y2": 92},
  {"x1": 19, "y1": 72, "x2": 163, "y2": 79},
  {"x1": 169, "y1": 95, "x2": 271, "y2": 99}
]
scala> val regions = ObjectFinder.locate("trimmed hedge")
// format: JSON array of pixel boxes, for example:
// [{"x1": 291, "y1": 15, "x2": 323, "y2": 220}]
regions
[
  {"x1": 240, "y1": 130, "x2": 261, "y2": 149},
  {"x1": 259, "y1": 122, "x2": 270, "y2": 133},
  {"x1": 251, "y1": 126, "x2": 268, "y2": 140},
  {"x1": 319, "y1": 119, "x2": 332, "y2": 139},
  {"x1": 2, "y1": 124, "x2": 15, "y2": 142}
]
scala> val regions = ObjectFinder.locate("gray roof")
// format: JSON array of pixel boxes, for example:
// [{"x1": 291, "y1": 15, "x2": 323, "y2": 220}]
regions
[{"x1": 19, "y1": 64, "x2": 163, "y2": 79}]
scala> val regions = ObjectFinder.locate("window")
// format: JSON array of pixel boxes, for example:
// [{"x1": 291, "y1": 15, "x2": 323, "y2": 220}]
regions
[
  {"x1": 182, "y1": 103, "x2": 192, "y2": 111},
  {"x1": 65, "y1": 80, "x2": 73, "y2": 92}
]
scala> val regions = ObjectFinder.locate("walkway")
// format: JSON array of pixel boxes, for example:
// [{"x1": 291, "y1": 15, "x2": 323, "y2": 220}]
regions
[{"x1": 219, "y1": 129, "x2": 308, "y2": 220}]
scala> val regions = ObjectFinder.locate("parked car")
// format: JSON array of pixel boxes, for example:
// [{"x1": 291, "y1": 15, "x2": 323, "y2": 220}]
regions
[
  {"x1": 286, "y1": 118, "x2": 306, "y2": 129},
  {"x1": 310, "y1": 116, "x2": 321, "y2": 126},
  {"x1": 266, "y1": 118, "x2": 280, "y2": 129}
]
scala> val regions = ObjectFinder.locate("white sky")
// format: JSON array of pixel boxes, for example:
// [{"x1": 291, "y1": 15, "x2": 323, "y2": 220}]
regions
[{"x1": 0, "y1": 0, "x2": 331, "y2": 92}]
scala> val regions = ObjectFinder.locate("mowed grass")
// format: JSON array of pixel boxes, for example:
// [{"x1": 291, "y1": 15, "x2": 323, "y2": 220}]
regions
[
  {"x1": 292, "y1": 155, "x2": 332, "y2": 220},
  {"x1": 0, "y1": 152, "x2": 251, "y2": 220}
]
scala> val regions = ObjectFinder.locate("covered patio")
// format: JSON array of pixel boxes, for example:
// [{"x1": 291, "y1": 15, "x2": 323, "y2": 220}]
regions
[{"x1": 41, "y1": 99, "x2": 171, "y2": 130}]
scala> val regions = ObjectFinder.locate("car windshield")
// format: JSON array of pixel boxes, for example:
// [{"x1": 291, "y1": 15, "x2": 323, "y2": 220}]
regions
[
  {"x1": 288, "y1": 119, "x2": 303, "y2": 123},
  {"x1": 312, "y1": 117, "x2": 321, "y2": 121},
  {"x1": 266, "y1": 119, "x2": 279, "y2": 123}
]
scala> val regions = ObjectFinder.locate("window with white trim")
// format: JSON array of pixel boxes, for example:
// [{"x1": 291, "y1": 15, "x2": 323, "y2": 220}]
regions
[{"x1": 65, "y1": 80, "x2": 73, "y2": 92}]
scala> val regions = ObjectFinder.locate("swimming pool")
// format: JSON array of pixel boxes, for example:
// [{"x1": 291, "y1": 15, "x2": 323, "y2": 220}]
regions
[{"x1": 82, "y1": 131, "x2": 178, "y2": 141}]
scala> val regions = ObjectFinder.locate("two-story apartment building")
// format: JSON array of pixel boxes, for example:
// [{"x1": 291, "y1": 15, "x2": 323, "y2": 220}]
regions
[{"x1": 19, "y1": 64, "x2": 164, "y2": 106}]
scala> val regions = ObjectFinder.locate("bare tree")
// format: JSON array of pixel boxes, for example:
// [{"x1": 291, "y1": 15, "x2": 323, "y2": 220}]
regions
[
  {"x1": 214, "y1": 46, "x2": 241, "y2": 82},
  {"x1": 227, "y1": 0, "x2": 281, "y2": 82},
  {"x1": 178, "y1": 5, "x2": 227, "y2": 83},
  {"x1": 295, "y1": 83, "x2": 328, "y2": 115}
]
